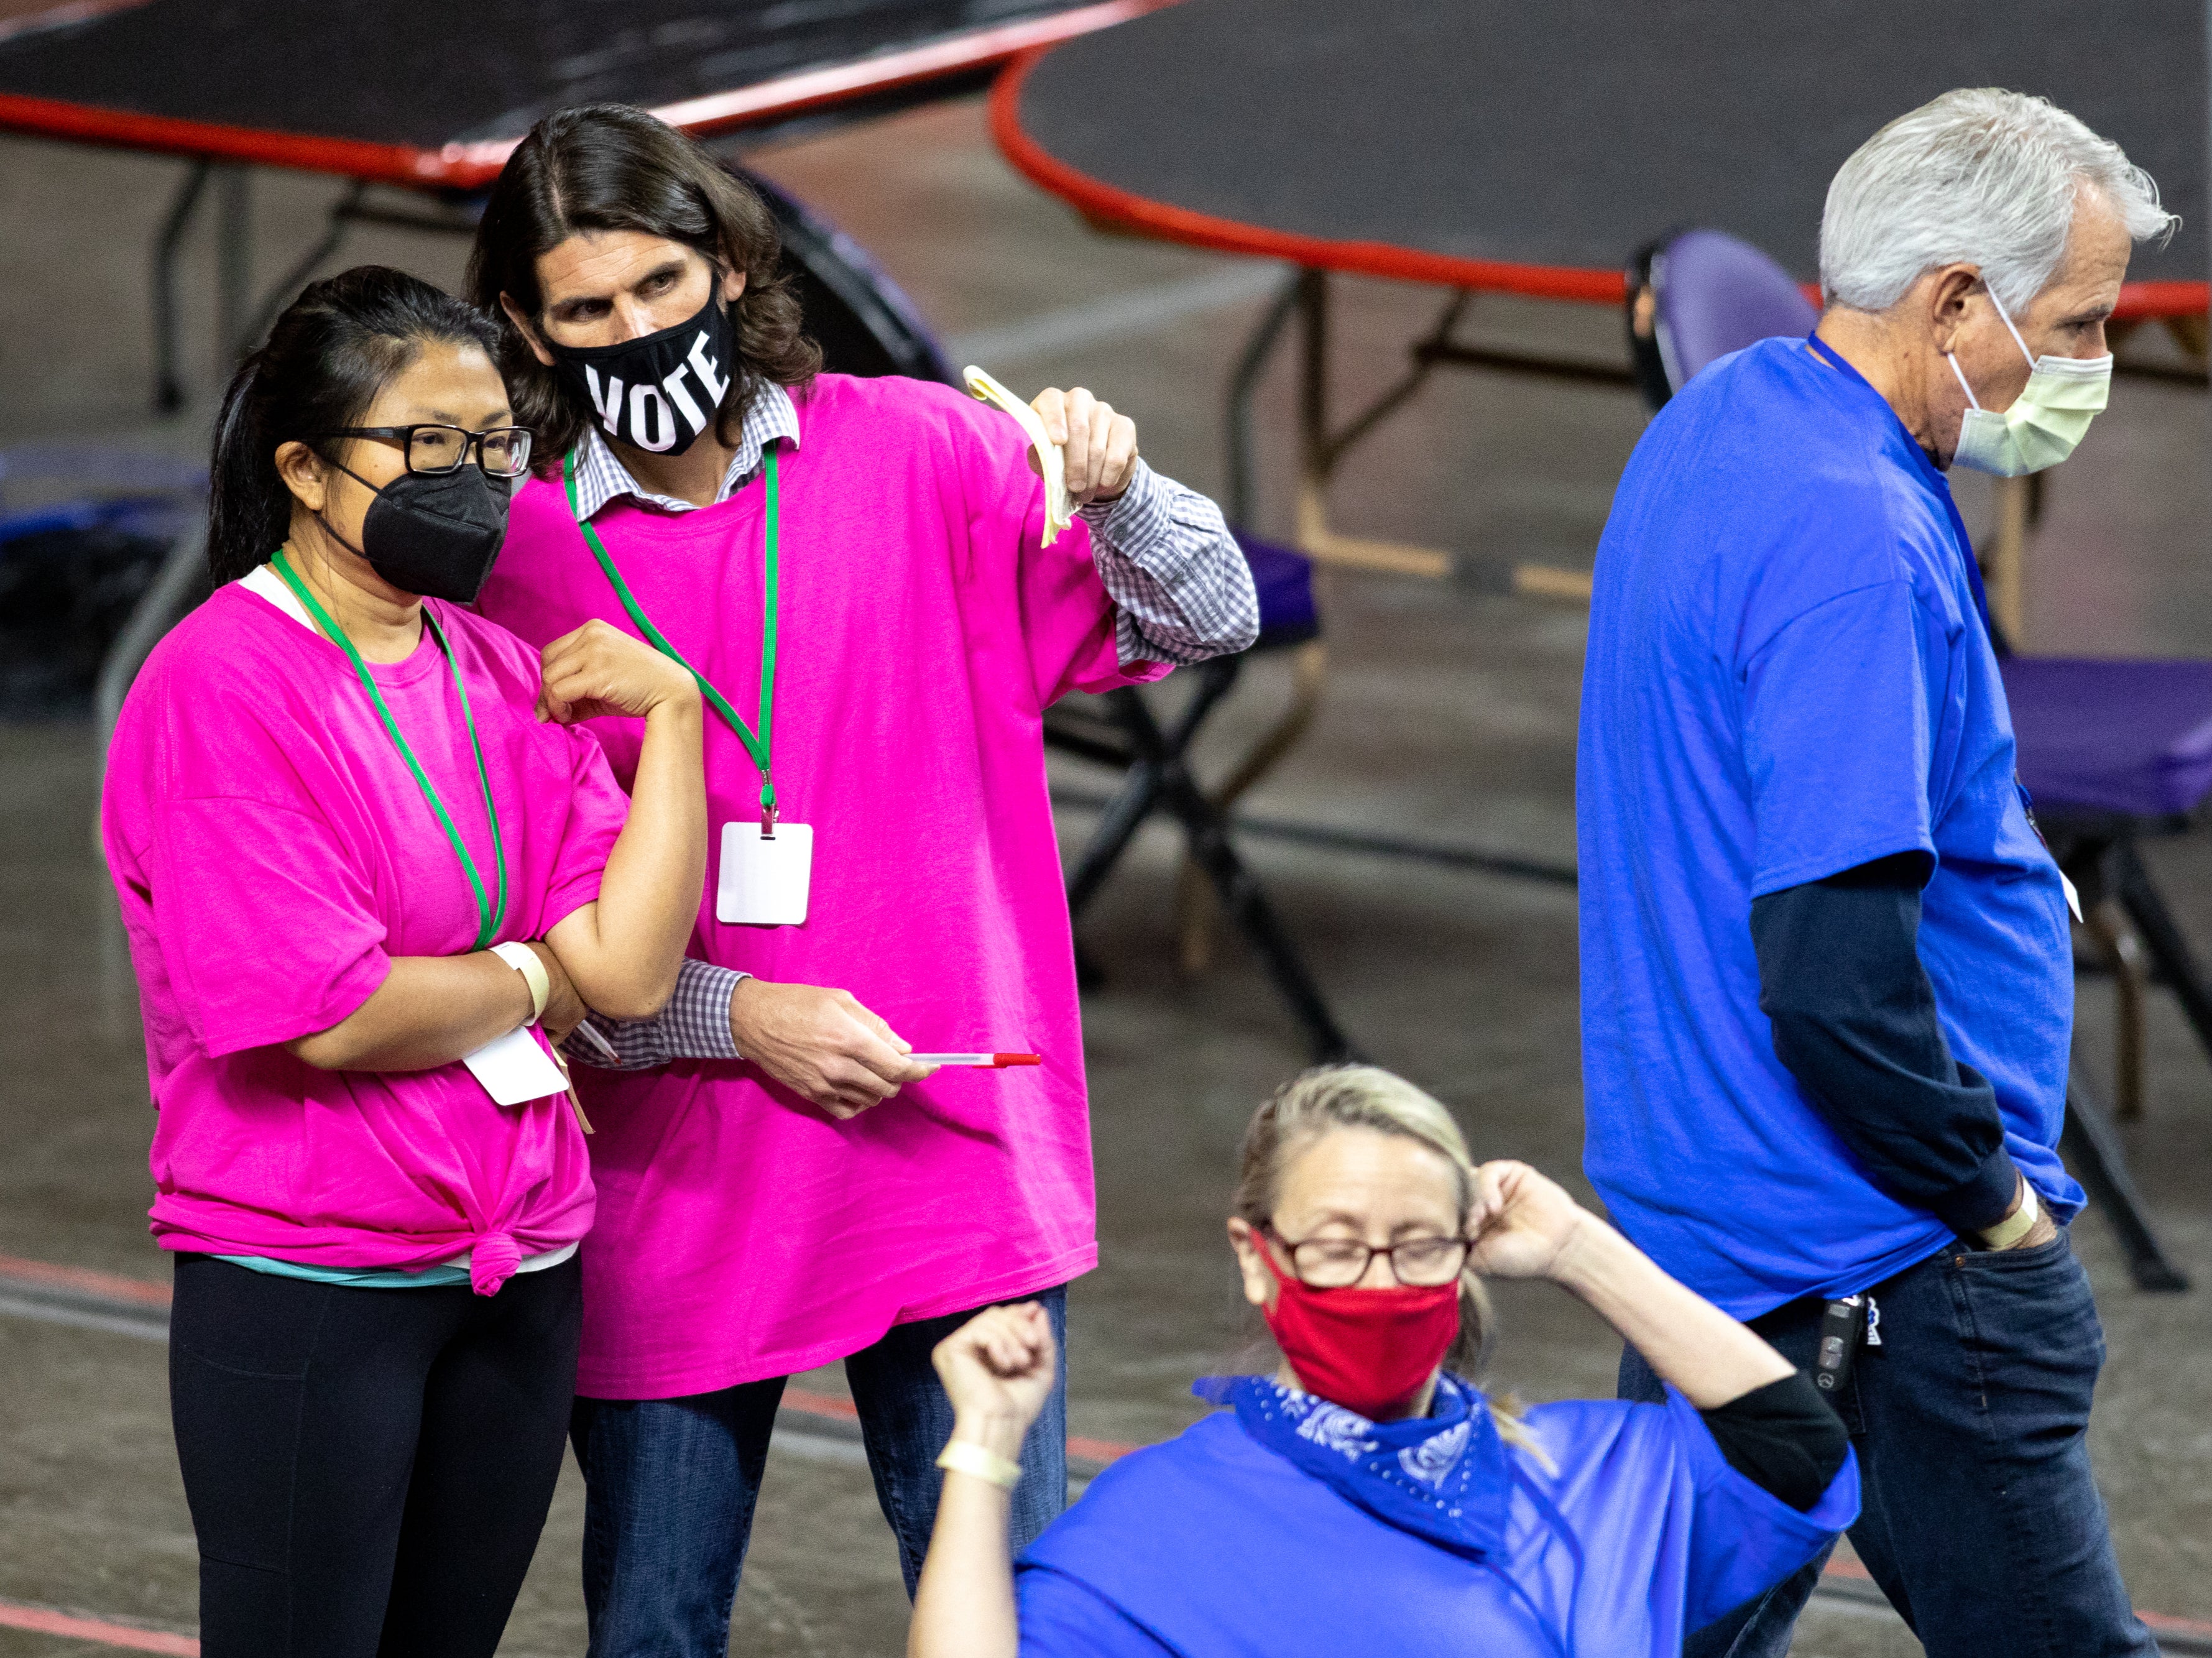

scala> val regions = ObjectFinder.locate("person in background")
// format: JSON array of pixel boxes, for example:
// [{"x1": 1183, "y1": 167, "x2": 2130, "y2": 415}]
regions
[
  {"x1": 463, "y1": 103, "x2": 1258, "y2": 1655},
  {"x1": 1578, "y1": 90, "x2": 2172, "y2": 1657},
  {"x1": 101, "y1": 266, "x2": 706, "y2": 1658},
  {"x1": 907, "y1": 1066, "x2": 1856, "y2": 1657}
]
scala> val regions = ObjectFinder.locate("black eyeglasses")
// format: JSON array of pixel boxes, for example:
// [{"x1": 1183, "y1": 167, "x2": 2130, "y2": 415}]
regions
[
  {"x1": 315, "y1": 425, "x2": 533, "y2": 479},
  {"x1": 1263, "y1": 1223, "x2": 1470, "y2": 1289}
]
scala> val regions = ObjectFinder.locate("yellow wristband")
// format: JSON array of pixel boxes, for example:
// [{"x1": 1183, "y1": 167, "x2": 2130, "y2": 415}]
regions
[
  {"x1": 1979, "y1": 1181, "x2": 2039, "y2": 1250},
  {"x1": 936, "y1": 1439, "x2": 1023, "y2": 1491},
  {"x1": 489, "y1": 941, "x2": 550, "y2": 1025}
]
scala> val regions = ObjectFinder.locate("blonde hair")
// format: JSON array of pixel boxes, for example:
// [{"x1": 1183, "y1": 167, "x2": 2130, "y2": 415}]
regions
[{"x1": 1233, "y1": 1065, "x2": 1540, "y2": 1452}]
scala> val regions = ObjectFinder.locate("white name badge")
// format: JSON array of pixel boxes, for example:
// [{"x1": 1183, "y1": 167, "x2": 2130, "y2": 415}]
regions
[
  {"x1": 463, "y1": 1023, "x2": 569, "y2": 1107},
  {"x1": 717, "y1": 821, "x2": 814, "y2": 926}
]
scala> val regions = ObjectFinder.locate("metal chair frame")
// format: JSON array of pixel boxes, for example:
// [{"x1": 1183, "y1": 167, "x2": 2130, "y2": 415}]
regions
[{"x1": 1046, "y1": 655, "x2": 1354, "y2": 1064}]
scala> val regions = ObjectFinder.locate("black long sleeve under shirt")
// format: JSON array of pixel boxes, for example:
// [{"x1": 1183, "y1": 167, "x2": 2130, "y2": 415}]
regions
[
  {"x1": 1749, "y1": 851, "x2": 2021, "y2": 1236},
  {"x1": 1698, "y1": 1371, "x2": 1850, "y2": 1513}
]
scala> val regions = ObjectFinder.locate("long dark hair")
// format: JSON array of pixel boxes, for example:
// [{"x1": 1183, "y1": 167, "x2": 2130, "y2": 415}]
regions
[
  {"x1": 466, "y1": 102, "x2": 820, "y2": 470},
  {"x1": 206, "y1": 265, "x2": 502, "y2": 583}
]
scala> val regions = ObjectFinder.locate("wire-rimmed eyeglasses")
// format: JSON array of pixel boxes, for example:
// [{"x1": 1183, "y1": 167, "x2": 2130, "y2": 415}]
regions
[
  {"x1": 1263, "y1": 1223, "x2": 1471, "y2": 1289},
  {"x1": 314, "y1": 425, "x2": 533, "y2": 479}
]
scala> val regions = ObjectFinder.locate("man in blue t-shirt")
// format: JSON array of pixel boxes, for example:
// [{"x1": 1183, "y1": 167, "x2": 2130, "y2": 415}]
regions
[{"x1": 1580, "y1": 90, "x2": 2170, "y2": 1658}]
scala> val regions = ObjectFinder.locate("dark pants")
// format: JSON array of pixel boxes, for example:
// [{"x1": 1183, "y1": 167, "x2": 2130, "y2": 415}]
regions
[
  {"x1": 168, "y1": 1252, "x2": 583, "y2": 1658},
  {"x1": 1621, "y1": 1231, "x2": 2154, "y2": 1658},
  {"x1": 569, "y1": 1284, "x2": 1069, "y2": 1658}
]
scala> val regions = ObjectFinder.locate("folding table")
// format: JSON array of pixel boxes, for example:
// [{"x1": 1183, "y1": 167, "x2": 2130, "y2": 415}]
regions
[
  {"x1": 0, "y1": 0, "x2": 1166, "y2": 406},
  {"x1": 993, "y1": 0, "x2": 2209, "y2": 623},
  {"x1": 997, "y1": 0, "x2": 2210, "y2": 1286}
]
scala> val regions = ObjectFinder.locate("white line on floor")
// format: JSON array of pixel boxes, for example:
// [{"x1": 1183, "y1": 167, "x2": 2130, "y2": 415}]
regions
[
  {"x1": 0, "y1": 1289, "x2": 167, "y2": 1342},
  {"x1": 946, "y1": 264, "x2": 1290, "y2": 367}
]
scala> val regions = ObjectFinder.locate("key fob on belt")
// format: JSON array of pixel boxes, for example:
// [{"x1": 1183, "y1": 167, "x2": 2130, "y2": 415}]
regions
[{"x1": 1815, "y1": 1296, "x2": 1863, "y2": 1393}]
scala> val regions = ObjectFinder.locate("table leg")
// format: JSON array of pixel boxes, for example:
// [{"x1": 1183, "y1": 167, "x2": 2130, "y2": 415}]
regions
[
  {"x1": 1281, "y1": 270, "x2": 1597, "y2": 596},
  {"x1": 243, "y1": 179, "x2": 366, "y2": 351},
  {"x1": 2063, "y1": 1061, "x2": 2188, "y2": 1292},
  {"x1": 1225, "y1": 269, "x2": 1301, "y2": 529},
  {"x1": 2114, "y1": 839, "x2": 2212, "y2": 1062},
  {"x1": 214, "y1": 166, "x2": 252, "y2": 371},
  {"x1": 1291, "y1": 269, "x2": 1452, "y2": 578},
  {"x1": 2083, "y1": 896, "x2": 2150, "y2": 1119},
  {"x1": 1177, "y1": 640, "x2": 1329, "y2": 973},
  {"x1": 149, "y1": 159, "x2": 211, "y2": 412}
]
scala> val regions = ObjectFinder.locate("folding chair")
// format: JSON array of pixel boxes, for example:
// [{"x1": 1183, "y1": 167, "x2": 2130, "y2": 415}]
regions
[
  {"x1": 1043, "y1": 535, "x2": 1352, "y2": 1062},
  {"x1": 1626, "y1": 228, "x2": 2188, "y2": 1289},
  {"x1": 2004, "y1": 660, "x2": 2212, "y2": 1136},
  {"x1": 0, "y1": 444, "x2": 205, "y2": 734}
]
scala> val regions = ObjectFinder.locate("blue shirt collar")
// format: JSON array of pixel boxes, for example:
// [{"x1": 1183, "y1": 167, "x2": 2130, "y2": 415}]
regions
[
  {"x1": 1802, "y1": 331, "x2": 1993, "y2": 640},
  {"x1": 1192, "y1": 1372, "x2": 1511, "y2": 1559}
]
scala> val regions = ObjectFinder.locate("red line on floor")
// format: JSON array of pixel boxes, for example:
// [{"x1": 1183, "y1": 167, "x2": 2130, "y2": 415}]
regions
[
  {"x1": 1066, "y1": 1433, "x2": 1136, "y2": 1464},
  {"x1": 780, "y1": 1389, "x2": 1138, "y2": 1468},
  {"x1": 781, "y1": 1386, "x2": 859, "y2": 1420},
  {"x1": 0, "y1": 1252, "x2": 171, "y2": 1307},
  {"x1": 0, "y1": 1598, "x2": 196, "y2": 1654}
]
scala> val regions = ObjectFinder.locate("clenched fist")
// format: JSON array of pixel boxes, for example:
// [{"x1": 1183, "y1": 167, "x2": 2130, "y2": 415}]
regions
[
  {"x1": 1029, "y1": 386, "x2": 1140, "y2": 505},
  {"x1": 537, "y1": 619, "x2": 700, "y2": 725}
]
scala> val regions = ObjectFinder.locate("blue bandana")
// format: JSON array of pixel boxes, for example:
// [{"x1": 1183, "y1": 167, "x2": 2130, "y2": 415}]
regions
[{"x1": 1192, "y1": 1372, "x2": 1511, "y2": 1559}]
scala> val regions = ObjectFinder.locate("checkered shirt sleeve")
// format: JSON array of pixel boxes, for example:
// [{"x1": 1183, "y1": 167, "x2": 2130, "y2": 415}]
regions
[
  {"x1": 1079, "y1": 460, "x2": 1259, "y2": 667},
  {"x1": 565, "y1": 957, "x2": 747, "y2": 1071}
]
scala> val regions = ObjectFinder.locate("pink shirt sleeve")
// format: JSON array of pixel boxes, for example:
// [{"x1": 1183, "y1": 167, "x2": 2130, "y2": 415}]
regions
[
  {"x1": 540, "y1": 723, "x2": 631, "y2": 931},
  {"x1": 145, "y1": 695, "x2": 394, "y2": 1059},
  {"x1": 946, "y1": 391, "x2": 1174, "y2": 709}
]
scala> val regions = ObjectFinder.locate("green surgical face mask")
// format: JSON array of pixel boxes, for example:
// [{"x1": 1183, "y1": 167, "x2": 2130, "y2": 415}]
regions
[{"x1": 1946, "y1": 288, "x2": 2111, "y2": 477}]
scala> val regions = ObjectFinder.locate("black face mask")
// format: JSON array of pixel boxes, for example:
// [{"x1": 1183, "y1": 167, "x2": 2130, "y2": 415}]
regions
[
  {"x1": 546, "y1": 292, "x2": 737, "y2": 457},
  {"x1": 322, "y1": 461, "x2": 510, "y2": 604}
]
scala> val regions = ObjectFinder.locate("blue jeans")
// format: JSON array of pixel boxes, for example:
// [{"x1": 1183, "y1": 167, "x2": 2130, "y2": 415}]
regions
[
  {"x1": 569, "y1": 1285, "x2": 1067, "y2": 1658},
  {"x1": 1621, "y1": 1232, "x2": 2154, "y2": 1658}
]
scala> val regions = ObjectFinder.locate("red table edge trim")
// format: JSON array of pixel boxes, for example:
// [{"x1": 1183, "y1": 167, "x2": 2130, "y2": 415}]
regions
[
  {"x1": 0, "y1": 0, "x2": 1180, "y2": 190},
  {"x1": 988, "y1": 50, "x2": 2205, "y2": 322}
]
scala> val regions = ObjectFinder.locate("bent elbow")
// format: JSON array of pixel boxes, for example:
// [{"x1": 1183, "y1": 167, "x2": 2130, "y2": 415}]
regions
[
  {"x1": 588, "y1": 970, "x2": 679, "y2": 1025},
  {"x1": 285, "y1": 1029, "x2": 362, "y2": 1071}
]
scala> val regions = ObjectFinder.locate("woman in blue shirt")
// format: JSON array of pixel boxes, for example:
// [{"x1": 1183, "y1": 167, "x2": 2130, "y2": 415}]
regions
[{"x1": 908, "y1": 1066, "x2": 1858, "y2": 1657}]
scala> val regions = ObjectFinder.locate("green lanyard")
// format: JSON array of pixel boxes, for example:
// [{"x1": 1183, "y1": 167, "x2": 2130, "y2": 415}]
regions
[
  {"x1": 272, "y1": 547, "x2": 509, "y2": 950},
  {"x1": 564, "y1": 446, "x2": 781, "y2": 827}
]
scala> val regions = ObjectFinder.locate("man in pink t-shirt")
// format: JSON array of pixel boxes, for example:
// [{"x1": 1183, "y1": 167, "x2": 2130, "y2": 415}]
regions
[{"x1": 467, "y1": 106, "x2": 1256, "y2": 1647}]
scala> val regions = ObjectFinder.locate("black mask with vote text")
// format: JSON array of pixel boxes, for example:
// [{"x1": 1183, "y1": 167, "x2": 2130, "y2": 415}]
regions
[
  {"x1": 321, "y1": 460, "x2": 510, "y2": 604},
  {"x1": 547, "y1": 293, "x2": 737, "y2": 457}
]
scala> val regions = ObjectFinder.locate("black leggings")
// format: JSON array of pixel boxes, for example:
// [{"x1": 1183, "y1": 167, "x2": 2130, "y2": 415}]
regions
[{"x1": 169, "y1": 1252, "x2": 581, "y2": 1658}]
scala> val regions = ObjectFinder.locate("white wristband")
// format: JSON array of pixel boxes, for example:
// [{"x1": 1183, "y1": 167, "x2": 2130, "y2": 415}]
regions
[
  {"x1": 490, "y1": 941, "x2": 550, "y2": 1025},
  {"x1": 936, "y1": 1439, "x2": 1023, "y2": 1490},
  {"x1": 1979, "y1": 1180, "x2": 2040, "y2": 1250}
]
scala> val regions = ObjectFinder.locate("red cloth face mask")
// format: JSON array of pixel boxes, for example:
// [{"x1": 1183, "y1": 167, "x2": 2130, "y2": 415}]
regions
[{"x1": 1258, "y1": 1245, "x2": 1462, "y2": 1419}]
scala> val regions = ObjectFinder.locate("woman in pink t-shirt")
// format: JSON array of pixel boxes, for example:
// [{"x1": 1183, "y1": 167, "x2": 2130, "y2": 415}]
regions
[{"x1": 101, "y1": 267, "x2": 706, "y2": 1658}]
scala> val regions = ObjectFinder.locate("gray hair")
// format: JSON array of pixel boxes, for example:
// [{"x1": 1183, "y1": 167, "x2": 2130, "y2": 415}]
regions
[{"x1": 1819, "y1": 88, "x2": 2175, "y2": 315}]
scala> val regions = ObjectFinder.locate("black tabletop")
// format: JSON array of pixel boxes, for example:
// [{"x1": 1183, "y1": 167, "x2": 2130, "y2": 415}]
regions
[
  {"x1": 0, "y1": 0, "x2": 1138, "y2": 180},
  {"x1": 1006, "y1": 0, "x2": 2207, "y2": 302}
]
